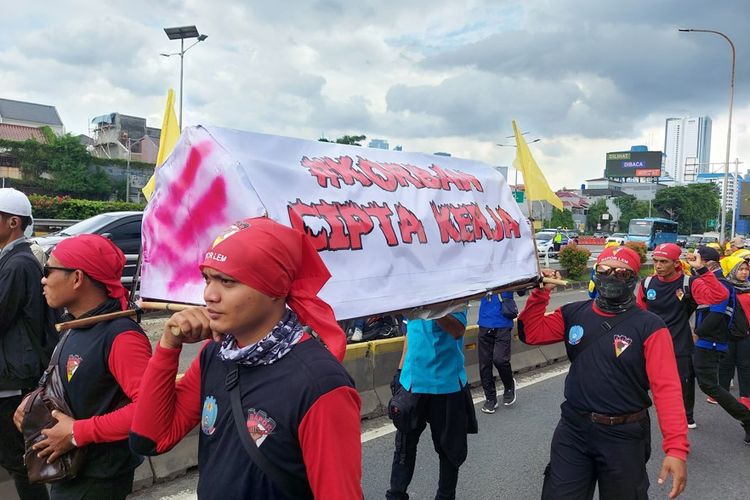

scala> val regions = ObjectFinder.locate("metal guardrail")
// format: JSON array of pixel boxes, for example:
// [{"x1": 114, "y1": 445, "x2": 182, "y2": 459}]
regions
[{"x1": 32, "y1": 218, "x2": 81, "y2": 236}]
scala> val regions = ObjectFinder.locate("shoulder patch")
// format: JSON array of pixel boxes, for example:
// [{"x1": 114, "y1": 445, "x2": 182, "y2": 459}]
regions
[{"x1": 568, "y1": 325, "x2": 584, "y2": 345}]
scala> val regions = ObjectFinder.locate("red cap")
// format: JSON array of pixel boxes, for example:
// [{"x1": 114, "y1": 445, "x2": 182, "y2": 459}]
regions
[
  {"x1": 653, "y1": 243, "x2": 681, "y2": 261},
  {"x1": 199, "y1": 217, "x2": 346, "y2": 362},
  {"x1": 51, "y1": 235, "x2": 128, "y2": 310},
  {"x1": 596, "y1": 245, "x2": 641, "y2": 274}
]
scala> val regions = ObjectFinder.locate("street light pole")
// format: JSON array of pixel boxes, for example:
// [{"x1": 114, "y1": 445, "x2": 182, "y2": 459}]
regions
[
  {"x1": 180, "y1": 38, "x2": 184, "y2": 130},
  {"x1": 679, "y1": 28, "x2": 736, "y2": 239},
  {"x1": 162, "y1": 26, "x2": 207, "y2": 131}
]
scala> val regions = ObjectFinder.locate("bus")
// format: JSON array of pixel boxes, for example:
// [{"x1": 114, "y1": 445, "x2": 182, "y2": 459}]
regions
[{"x1": 627, "y1": 217, "x2": 678, "y2": 250}]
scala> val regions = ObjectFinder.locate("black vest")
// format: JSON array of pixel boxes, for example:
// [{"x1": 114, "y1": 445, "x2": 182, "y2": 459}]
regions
[
  {"x1": 560, "y1": 300, "x2": 665, "y2": 415},
  {"x1": 641, "y1": 274, "x2": 697, "y2": 356},
  {"x1": 59, "y1": 317, "x2": 145, "y2": 478},
  {"x1": 197, "y1": 338, "x2": 355, "y2": 500}
]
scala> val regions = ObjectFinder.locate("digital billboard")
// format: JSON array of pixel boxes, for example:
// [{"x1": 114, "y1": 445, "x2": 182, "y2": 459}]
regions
[{"x1": 605, "y1": 151, "x2": 663, "y2": 178}]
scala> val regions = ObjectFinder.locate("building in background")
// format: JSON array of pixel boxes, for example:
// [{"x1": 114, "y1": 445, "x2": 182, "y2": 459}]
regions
[
  {"x1": 0, "y1": 98, "x2": 64, "y2": 135},
  {"x1": 368, "y1": 138, "x2": 389, "y2": 150},
  {"x1": 664, "y1": 116, "x2": 712, "y2": 184},
  {"x1": 696, "y1": 172, "x2": 742, "y2": 214},
  {"x1": 90, "y1": 112, "x2": 161, "y2": 164},
  {"x1": 556, "y1": 190, "x2": 589, "y2": 231},
  {"x1": 0, "y1": 123, "x2": 50, "y2": 182}
]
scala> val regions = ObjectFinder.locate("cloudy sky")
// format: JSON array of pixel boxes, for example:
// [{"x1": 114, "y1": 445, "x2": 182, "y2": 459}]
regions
[{"x1": 3, "y1": 0, "x2": 749, "y2": 189}]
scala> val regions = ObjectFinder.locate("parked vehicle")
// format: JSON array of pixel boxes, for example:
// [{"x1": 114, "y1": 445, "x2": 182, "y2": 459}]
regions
[
  {"x1": 536, "y1": 231, "x2": 570, "y2": 255},
  {"x1": 606, "y1": 233, "x2": 629, "y2": 245},
  {"x1": 676, "y1": 235, "x2": 689, "y2": 247},
  {"x1": 685, "y1": 234, "x2": 718, "y2": 248},
  {"x1": 627, "y1": 218, "x2": 678, "y2": 250},
  {"x1": 33, "y1": 211, "x2": 143, "y2": 287}
]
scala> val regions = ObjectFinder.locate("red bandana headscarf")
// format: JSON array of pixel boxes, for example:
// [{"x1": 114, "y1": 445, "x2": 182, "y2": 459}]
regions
[
  {"x1": 199, "y1": 217, "x2": 346, "y2": 362},
  {"x1": 596, "y1": 245, "x2": 641, "y2": 273},
  {"x1": 653, "y1": 243, "x2": 682, "y2": 262},
  {"x1": 51, "y1": 234, "x2": 129, "y2": 310}
]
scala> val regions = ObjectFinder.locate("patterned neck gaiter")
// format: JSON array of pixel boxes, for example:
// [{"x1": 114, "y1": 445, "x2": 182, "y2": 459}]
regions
[{"x1": 218, "y1": 309, "x2": 304, "y2": 366}]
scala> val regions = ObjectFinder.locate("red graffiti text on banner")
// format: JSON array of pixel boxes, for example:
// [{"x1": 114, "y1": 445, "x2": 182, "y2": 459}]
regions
[{"x1": 301, "y1": 156, "x2": 484, "y2": 193}]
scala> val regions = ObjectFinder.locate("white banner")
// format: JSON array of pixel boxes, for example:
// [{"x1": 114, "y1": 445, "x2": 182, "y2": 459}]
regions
[{"x1": 140, "y1": 126, "x2": 537, "y2": 319}]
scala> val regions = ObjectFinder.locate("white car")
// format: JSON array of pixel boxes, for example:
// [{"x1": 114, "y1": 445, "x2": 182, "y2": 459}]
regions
[
  {"x1": 536, "y1": 231, "x2": 569, "y2": 255},
  {"x1": 606, "y1": 233, "x2": 629, "y2": 245}
]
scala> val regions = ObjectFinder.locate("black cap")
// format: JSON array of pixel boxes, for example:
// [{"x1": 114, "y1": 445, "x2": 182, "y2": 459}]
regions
[{"x1": 696, "y1": 245, "x2": 721, "y2": 263}]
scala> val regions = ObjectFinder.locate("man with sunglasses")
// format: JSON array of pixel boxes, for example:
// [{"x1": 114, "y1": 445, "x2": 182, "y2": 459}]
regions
[
  {"x1": 0, "y1": 188, "x2": 56, "y2": 500},
  {"x1": 14, "y1": 234, "x2": 152, "y2": 499},
  {"x1": 518, "y1": 246, "x2": 689, "y2": 499},
  {"x1": 637, "y1": 243, "x2": 728, "y2": 429}
]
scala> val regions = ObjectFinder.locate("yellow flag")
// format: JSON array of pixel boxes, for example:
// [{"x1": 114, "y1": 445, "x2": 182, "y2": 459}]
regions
[
  {"x1": 511, "y1": 120, "x2": 563, "y2": 210},
  {"x1": 142, "y1": 89, "x2": 180, "y2": 201}
]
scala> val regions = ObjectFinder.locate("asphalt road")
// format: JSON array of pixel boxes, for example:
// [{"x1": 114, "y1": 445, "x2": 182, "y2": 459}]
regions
[{"x1": 129, "y1": 361, "x2": 750, "y2": 500}]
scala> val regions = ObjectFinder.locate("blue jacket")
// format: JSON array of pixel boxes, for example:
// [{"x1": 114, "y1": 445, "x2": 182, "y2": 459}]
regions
[{"x1": 478, "y1": 292, "x2": 515, "y2": 328}]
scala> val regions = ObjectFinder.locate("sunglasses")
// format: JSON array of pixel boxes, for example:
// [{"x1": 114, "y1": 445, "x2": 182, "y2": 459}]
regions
[
  {"x1": 595, "y1": 265, "x2": 636, "y2": 281},
  {"x1": 42, "y1": 265, "x2": 77, "y2": 278}
]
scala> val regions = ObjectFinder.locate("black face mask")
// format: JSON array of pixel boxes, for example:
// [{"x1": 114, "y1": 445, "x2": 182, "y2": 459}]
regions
[{"x1": 593, "y1": 273, "x2": 638, "y2": 313}]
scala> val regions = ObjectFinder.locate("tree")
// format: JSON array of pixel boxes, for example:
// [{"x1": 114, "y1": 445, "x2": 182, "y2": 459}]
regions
[
  {"x1": 45, "y1": 134, "x2": 111, "y2": 198},
  {"x1": 585, "y1": 199, "x2": 608, "y2": 232},
  {"x1": 653, "y1": 183, "x2": 720, "y2": 234},
  {"x1": 548, "y1": 208, "x2": 575, "y2": 229},
  {"x1": 614, "y1": 195, "x2": 650, "y2": 232},
  {"x1": 318, "y1": 135, "x2": 367, "y2": 146}
]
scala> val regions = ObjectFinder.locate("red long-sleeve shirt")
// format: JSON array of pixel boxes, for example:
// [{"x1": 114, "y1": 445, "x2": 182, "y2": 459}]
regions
[
  {"x1": 72, "y1": 330, "x2": 153, "y2": 445},
  {"x1": 518, "y1": 289, "x2": 690, "y2": 461},
  {"x1": 130, "y1": 337, "x2": 362, "y2": 499},
  {"x1": 636, "y1": 267, "x2": 729, "y2": 310}
]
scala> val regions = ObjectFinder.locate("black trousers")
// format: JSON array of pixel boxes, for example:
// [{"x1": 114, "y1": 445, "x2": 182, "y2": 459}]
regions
[
  {"x1": 693, "y1": 347, "x2": 750, "y2": 426},
  {"x1": 477, "y1": 327, "x2": 514, "y2": 402},
  {"x1": 49, "y1": 470, "x2": 134, "y2": 500},
  {"x1": 675, "y1": 355, "x2": 695, "y2": 421},
  {"x1": 0, "y1": 393, "x2": 50, "y2": 500},
  {"x1": 387, "y1": 391, "x2": 471, "y2": 500},
  {"x1": 718, "y1": 336, "x2": 750, "y2": 398},
  {"x1": 541, "y1": 401, "x2": 651, "y2": 500}
]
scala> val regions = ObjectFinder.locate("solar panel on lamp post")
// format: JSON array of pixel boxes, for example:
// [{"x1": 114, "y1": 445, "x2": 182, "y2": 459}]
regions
[{"x1": 161, "y1": 25, "x2": 208, "y2": 130}]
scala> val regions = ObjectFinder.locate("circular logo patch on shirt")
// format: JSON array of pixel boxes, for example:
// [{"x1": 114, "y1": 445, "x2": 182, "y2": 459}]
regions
[
  {"x1": 201, "y1": 396, "x2": 218, "y2": 436},
  {"x1": 646, "y1": 289, "x2": 657, "y2": 301},
  {"x1": 568, "y1": 325, "x2": 585, "y2": 345}
]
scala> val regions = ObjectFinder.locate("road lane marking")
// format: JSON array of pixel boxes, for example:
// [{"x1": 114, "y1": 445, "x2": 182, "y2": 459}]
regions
[{"x1": 360, "y1": 364, "x2": 570, "y2": 443}]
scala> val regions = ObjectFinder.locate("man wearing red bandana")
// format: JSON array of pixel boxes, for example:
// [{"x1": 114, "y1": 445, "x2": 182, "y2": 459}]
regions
[
  {"x1": 518, "y1": 246, "x2": 689, "y2": 499},
  {"x1": 130, "y1": 218, "x2": 362, "y2": 500},
  {"x1": 637, "y1": 243, "x2": 728, "y2": 429},
  {"x1": 14, "y1": 234, "x2": 152, "y2": 499}
]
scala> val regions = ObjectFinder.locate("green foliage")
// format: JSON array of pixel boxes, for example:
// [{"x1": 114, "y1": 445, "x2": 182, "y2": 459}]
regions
[
  {"x1": 0, "y1": 133, "x2": 116, "y2": 198},
  {"x1": 624, "y1": 241, "x2": 648, "y2": 264},
  {"x1": 585, "y1": 199, "x2": 609, "y2": 232},
  {"x1": 558, "y1": 243, "x2": 591, "y2": 279},
  {"x1": 653, "y1": 183, "x2": 720, "y2": 234},
  {"x1": 90, "y1": 156, "x2": 155, "y2": 171},
  {"x1": 318, "y1": 134, "x2": 367, "y2": 146},
  {"x1": 28, "y1": 195, "x2": 144, "y2": 219},
  {"x1": 614, "y1": 195, "x2": 650, "y2": 232},
  {"x1": 548, "y1": 208, "x2": 575, "y2": 229}
]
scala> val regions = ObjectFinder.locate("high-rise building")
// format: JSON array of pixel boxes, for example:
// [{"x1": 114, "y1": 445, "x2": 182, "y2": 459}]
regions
[
  {"x1": 664, "y1": 116, "x2": 712, "y2": 184},
  {"x1": 368, "y1": 138, "x2": 389, "y2": 150},
  {"x1": 696, "y1": 172, "x2": 743, "y2": 213}
]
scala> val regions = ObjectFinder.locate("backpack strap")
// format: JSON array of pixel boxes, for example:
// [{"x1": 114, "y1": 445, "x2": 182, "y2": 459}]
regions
[
  {"x1": 225, "y1": 364, "x2": 313, "y2": 500},
  {"x1": 643, "y1": 276, "x2": 652, "y2": 290}
]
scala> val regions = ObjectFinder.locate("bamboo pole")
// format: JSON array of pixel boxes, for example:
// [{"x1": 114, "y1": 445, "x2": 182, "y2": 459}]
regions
[
  {"x1": 138, "y1": 301, "x2": 199, "y2": 312},
  {"x1": 55, "y1": 309, "x2": 138, "y2": 332}
]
